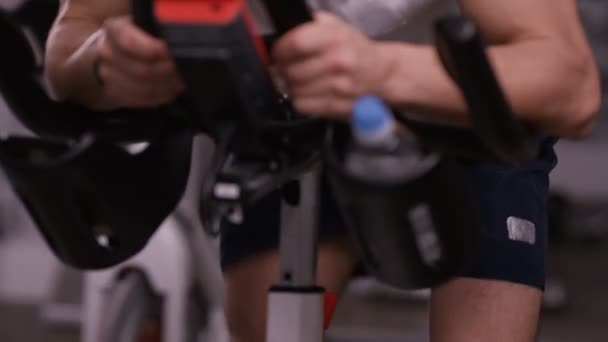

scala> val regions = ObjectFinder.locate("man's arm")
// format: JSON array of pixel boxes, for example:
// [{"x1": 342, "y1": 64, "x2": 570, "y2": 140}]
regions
[
  {"x1": 273, "y1": 0, "x2": 600, "y2": 138},
  {"x1": 45, "y1": 0, "x2": 183, "y2": 111},
  {"x1": 378, "y1": 0, "x2": 601, "y2": 137},
  {"x1": 45, "y1": 0, "x2": 127, "y2": 109}
]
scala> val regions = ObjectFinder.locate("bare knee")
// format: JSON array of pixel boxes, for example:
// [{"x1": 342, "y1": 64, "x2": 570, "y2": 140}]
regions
[
  {"x1": 430, "y1": 277, "x2": 542, "y2": 342},
  {"x1": 224, "y1": 251, "x2": 278, "y2": 342}
]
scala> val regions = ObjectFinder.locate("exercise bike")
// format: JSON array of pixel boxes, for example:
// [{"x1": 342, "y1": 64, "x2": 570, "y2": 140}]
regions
[{"x1": 0, "y1": 0, "x2": 540, "y2": 341}]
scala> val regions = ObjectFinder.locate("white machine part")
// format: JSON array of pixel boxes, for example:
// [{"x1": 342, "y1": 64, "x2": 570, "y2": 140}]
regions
[
  {"x1": 83, "y1": 215, "x2": 195, "y2": 342},
  {"x1": 266, "y1": 290, "x2": 324, "y2": 342},
  {"x1": 83, "y1": 137, "x2": 229, "y2": 342}
]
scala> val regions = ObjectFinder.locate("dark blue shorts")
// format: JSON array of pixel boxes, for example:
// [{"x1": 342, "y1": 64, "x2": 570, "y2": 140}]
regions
[{"x1": 220, "y1": 139, "x2": 557, "y2": 290}]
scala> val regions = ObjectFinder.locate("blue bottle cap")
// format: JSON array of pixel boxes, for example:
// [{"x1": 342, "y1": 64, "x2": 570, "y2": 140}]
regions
[{"x1": 352, "y1": 96, "x2": 392, "y2": 134}]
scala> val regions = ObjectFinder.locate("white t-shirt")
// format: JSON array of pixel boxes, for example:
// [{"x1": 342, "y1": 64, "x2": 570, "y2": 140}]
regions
[
  {"x1": 249, "y1": 0, "x2": 459, "y2": 44},
  {"x1": 311, "y1": 0, "x2": 458, "y2": 43}
]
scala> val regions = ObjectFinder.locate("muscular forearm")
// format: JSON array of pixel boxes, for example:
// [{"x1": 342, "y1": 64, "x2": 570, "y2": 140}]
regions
[
  {"x1": 45, "y1": 17, "x2": 117, "y2": 111},
  {"x1": 378, "y1": 39, "x2": 600, "y2": 138}
]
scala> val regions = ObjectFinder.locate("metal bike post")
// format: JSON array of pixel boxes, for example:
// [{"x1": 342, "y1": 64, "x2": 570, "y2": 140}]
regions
[{"x1": 266, "y1": 167, "x2": 324, "y2": 342}]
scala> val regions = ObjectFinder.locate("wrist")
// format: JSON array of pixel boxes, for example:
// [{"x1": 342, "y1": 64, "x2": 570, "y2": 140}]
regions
[{"x1": 371, "y1": 42, "x2": 411, "y2": 107}]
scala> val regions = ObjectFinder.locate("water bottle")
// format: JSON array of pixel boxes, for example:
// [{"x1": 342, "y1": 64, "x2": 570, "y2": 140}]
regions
[
  {"x1": 344, "y1": 96, "x2": 422, "y2": 180},
  {"x1": 329, "y1": 95, "x2": 480, "y2": 288}
]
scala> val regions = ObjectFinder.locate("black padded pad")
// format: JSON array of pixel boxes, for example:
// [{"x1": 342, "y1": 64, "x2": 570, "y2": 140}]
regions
[
  {"x1": 0, "y1": 10, "x2": 37, "y2": 75},
  {"x1": 0, "y1": 131, "x2": 193, "y2": 269}
]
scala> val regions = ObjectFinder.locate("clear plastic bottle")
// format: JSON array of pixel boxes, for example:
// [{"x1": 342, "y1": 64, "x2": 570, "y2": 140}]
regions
[{"x1": 344, "y1": 96, "x2": 422, "y2": 180}]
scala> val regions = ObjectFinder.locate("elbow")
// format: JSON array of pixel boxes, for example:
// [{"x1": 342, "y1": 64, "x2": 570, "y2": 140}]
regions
[
  {"x1": 568, "y1": 90, "x2": 601, "y2": 139},
  {"x1": 541, "y1": 54, "x2": 602, "y2": 139},
  {"x1": 562, "y1": 58, "x2": 601, "y2": 139}
]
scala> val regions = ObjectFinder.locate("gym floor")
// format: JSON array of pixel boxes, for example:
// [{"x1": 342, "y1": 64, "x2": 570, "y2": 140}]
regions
[{"x1": 1, "y1": 237, "x2": 607, "y2": 342}]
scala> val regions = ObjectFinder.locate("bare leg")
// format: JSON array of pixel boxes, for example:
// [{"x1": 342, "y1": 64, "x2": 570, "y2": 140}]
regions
[
  {"x1": 430, "y1": 278, "x2": 542, "y2": 342},
  {"x1": 224, "y1": 237, "x2": 357, "y2": 342}
]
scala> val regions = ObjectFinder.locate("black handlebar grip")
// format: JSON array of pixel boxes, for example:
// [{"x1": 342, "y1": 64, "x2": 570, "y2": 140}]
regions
[
  {"x1": 434, "y1": 16, "x2": 538, "y2": 164},
  {"x1": 261, "y1": 0, "x2": 314, "y2": 37},
  {"x1": 131, "y1": 0, "x2": 161, "y2": 37}
]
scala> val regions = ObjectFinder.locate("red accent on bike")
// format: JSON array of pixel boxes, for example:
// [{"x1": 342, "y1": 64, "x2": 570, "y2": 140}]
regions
[
  {"x1": 242, "y1": 7, "x2": 270, "y2": 65},
  {"x1": 155, "y1": 0, "x2": 243, "y2": 24},
  {"x1": 323, "y1": 292, "x2": 339, "y2": 330},
  {"x1": 154, "y1": 0, "x2": 270, "y2": 64}
]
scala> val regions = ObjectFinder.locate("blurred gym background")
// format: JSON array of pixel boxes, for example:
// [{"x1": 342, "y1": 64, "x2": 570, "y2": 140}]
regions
[{"x1": 0, "y1": 0, "x2": 607, "y2": 341}]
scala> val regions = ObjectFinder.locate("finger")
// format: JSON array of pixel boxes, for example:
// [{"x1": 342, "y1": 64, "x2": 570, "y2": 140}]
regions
[
  {"x1": 99, "y1": 64, "x2": 180, "y2": 107},
  {"x1": 281, "y1": 55, "x2": 330, "y2": 85},
  {"x1": 292, "y1": 95, "x2": 353, "y2": 117},
  {"x1": 101, "y1": 50, "x2": 179, "y2": 84},
  {"x1": 104, "y1": 16, "x2": 169, "y2": 62},
  {"x1": 96, "y1": 39, "x2": 182, "y2": 84},
  {"x1": 289, "y1": 76, "x2": 358, "y2": 99},
  {"x1": 271, "y1": 23, "x2": 335, "y2": 64},
  {"x1": 282, "y1": 52, "x2": 357, "y2": 86}
]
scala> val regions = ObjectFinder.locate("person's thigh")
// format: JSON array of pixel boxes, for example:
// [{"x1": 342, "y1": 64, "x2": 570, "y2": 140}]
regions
[
  {"x1": 430, "y1": 278, "x2": 542, "y2": 342},
  {"x1": 224, "y1": 238, "x2": 356, "y2": 342},
  {"x1": 429, "y1": 164, "x2": 551, "y2": 342}
]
